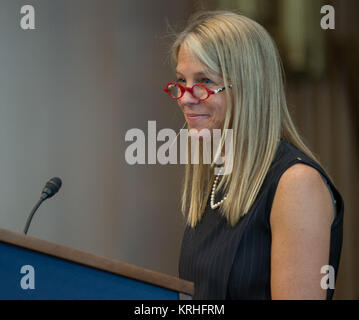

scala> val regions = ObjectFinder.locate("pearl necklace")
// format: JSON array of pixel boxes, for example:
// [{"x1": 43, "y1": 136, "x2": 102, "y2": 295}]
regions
[{"x1": 210, "y1": 175, "x2": 228, "y2": 210}]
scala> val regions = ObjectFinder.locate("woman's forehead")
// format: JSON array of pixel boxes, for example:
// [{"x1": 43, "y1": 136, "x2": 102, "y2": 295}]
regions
[{"x1": 176, "y1": 45, "x2": 220, "y2": 79}]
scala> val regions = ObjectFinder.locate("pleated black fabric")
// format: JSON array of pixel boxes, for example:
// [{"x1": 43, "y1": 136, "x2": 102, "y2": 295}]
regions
[{"x1": 179, "y1": 139, "x2": 344, "y2": 300}]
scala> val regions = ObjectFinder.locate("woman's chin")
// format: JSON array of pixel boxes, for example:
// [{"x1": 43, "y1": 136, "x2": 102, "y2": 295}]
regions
[
  {"x1": 187, "y1": 122, "x2": 222, "y2": 133},
  {"x1": 187, "y1": 123, "x2": 217, "y2": 142},
  {"x1": 187, "y1": 120, "x2": 210, "y2": 132}
]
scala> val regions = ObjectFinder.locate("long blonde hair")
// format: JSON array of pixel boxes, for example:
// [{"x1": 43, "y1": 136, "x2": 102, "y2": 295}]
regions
[{"x1": 171, "y1": 11, "x2": 322, "y2": 227}]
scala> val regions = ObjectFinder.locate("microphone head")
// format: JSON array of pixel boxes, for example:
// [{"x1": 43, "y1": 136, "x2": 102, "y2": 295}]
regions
[{"x1": 41, "y1": 177, "x2": 62, "y2": 200}]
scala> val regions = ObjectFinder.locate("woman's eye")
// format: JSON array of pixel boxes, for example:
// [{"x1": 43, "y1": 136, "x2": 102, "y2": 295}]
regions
[
  {"x1": 200, "y1": 78, "x2": 213, "y2": 84},
  {"x1": 175, "y1": 78, "x2": 213, "y2": 85}
]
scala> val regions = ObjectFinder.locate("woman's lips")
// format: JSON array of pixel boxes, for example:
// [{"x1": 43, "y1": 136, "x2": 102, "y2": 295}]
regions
[{"x1": 185, "y1": 113, "x2": 210, "y2": 121}]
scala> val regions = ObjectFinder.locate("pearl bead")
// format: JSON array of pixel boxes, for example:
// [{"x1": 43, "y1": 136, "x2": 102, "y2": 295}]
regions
[{"x1": 210, "y1": 174, "x2": 228, "y2": 210}]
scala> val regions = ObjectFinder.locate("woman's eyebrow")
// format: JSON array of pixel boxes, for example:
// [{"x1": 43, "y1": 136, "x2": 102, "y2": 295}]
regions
[{"x1": 175, "y1": 70, "x2": 213, "y2": 77}]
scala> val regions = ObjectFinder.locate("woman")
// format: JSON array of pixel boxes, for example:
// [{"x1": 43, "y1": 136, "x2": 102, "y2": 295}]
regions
[{"x1": 163, "y1": 11, "x2": 344, "y2": 300}]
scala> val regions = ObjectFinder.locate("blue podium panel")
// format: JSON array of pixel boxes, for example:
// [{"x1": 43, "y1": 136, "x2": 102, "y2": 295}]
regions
[{"x1": 0, "y1": 242, "x2": 178, "y2": 300}]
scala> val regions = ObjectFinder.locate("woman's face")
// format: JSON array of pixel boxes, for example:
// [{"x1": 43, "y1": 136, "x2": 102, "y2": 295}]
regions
[{"x1": 176, "y1": 45, "x2": 227, "y2": 132}]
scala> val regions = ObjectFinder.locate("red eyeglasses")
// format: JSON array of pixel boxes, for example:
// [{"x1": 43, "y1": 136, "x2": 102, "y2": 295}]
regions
[{"x1": 163, "y1": 82, "x2": 232, "y2": 101}]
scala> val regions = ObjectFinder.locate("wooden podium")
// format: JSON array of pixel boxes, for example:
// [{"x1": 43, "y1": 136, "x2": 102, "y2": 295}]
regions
[{"x1": 0, "y1": 227, "x2": 194, "y2": 300}]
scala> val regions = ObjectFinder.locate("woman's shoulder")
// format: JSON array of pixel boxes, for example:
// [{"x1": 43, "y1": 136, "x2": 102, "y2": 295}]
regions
[
  {"x1": 270, "y1": 159, "x2": 335, "y2": 228},
  {"x1": 278, "y1": 161, "x2": 325, "y2": 187},
  {"x1": 270, "y1": 140, "x2": 329, "y2": 181},
  {"x1": 267, "y1": 139, "x2": 338, "y2": 225}
]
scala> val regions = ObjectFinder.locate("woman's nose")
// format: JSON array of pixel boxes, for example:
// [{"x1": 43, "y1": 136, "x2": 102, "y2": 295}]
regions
[{"x1": 179, "y1": 87, "x2": 200, "y2": 105}]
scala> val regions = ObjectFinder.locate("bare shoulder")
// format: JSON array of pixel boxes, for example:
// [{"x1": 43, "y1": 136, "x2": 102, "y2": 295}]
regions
[
  {"x1": 270, "y1": 163, "x2": 334, "y2": 229},
  {"x1": 270, "y1": 163, "x2": 335, "y2": 299}
]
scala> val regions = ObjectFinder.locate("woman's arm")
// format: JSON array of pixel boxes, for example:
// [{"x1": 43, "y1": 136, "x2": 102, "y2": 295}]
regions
[{"x1": 270, "y1": 163, "x2": 335, "y2": 300}]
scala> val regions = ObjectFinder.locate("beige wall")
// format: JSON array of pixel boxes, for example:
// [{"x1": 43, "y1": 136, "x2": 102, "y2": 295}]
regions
[{"x1": 0, "y1": 0, "x2": 190, "y2": 276}]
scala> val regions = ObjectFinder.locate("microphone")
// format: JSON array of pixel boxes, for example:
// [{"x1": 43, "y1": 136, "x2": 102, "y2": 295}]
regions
[{"x1": 23, "y1": 177, "x2": 62, "y2": 235}]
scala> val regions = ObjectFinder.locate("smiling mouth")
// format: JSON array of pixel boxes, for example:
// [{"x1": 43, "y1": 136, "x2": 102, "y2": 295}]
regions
[{"x1": 185, "y1": 114, "x2": 210, "y2": 120}]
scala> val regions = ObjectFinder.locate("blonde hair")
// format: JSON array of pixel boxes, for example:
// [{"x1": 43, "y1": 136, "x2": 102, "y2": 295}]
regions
[{"x1": 171, "y1": 11, "x2": 322, "y2": 227}]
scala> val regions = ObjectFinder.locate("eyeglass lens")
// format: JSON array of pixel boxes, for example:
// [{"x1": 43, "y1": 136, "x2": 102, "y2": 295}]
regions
[{"x1": 167, "y1": 84, "x2": 208, "y2": 100}]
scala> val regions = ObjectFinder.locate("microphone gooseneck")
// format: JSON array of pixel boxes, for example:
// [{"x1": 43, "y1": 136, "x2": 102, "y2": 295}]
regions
[
  {"x1": 23, "y1": 198, "x2": 44, "y2": 235},
  {"x1": 23, "y1": 177, "x2": 62, "y2": 235}
]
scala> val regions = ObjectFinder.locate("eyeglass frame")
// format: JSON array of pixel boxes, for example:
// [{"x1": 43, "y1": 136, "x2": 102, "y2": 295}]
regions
[{"x1": 163, "y1": 82, "x2": 232, "y2": 101}]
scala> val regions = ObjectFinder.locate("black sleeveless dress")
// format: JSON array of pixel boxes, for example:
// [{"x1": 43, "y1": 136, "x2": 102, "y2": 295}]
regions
[{"x1": 179, "y1": 140, "x2": 344, "y2": 300}]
